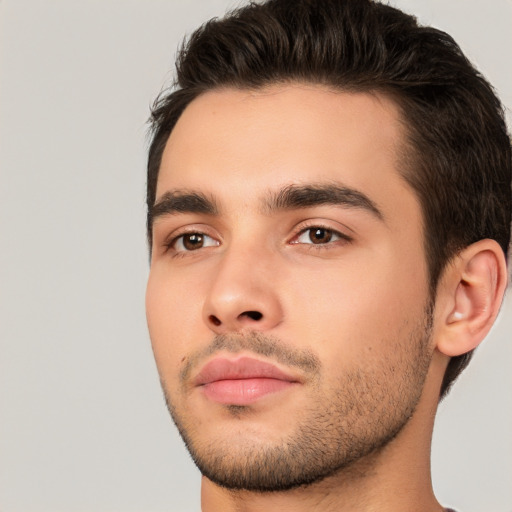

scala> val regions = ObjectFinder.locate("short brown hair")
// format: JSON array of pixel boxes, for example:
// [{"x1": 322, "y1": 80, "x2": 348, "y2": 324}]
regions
[{"x1": 147, "y1": 0, "x2": 511, "y2": 397}]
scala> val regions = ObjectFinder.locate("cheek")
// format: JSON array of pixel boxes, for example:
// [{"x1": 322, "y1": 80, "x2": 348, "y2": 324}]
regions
[
  {"x1": 282, "y1": 246, "x2": 429, "y2": 361},
  {"x1": 145, "y1": 266, "x2": 206, "y2": 377}
]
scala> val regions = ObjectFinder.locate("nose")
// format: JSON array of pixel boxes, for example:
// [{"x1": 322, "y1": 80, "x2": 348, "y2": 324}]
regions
[{"x1": 202, "y1": 246, "x2": 283, "y2": 334}]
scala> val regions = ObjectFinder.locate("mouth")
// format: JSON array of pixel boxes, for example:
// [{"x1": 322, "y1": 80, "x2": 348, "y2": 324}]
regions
[{"x1": 193, "y1": 356, "x2": 301, "y2": 405}]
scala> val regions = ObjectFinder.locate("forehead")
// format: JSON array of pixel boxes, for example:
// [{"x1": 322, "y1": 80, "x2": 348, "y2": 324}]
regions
[{"x1": 156, "y1": 84, "x2": 415, "y2": 221}]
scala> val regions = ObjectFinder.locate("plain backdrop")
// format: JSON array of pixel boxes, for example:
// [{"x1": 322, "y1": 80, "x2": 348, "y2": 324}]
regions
[{"x1": 0, "y1": 1, "x2": 511, "y2": 511}]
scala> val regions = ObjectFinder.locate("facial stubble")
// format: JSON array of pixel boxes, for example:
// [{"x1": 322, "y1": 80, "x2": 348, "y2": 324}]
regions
[{"x1": 160, "y1": 308, "x2": 434, "y2": 492}]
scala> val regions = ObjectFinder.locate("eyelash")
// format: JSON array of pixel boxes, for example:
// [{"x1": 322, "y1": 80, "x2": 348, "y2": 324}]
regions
[
  {"x1": 163, "y1": 224, "x2": 352, "y2": 256},
  {"x1": 291, "y1": 224, "x2": 353, "y2": 249},
  {"x1": 163, "y1": 229, "x2": 218, "y2": 256}
]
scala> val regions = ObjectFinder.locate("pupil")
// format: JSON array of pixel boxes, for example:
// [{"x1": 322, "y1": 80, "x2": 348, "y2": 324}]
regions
[
  {"x1": 184, "y1": 233, "x2": 203, "y2": 250},
  {"x1": 310, "y1": 228, "x2": 331, "y2": 244}
]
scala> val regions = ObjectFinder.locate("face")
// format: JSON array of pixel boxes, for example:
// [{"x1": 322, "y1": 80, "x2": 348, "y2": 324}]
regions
[{"x1": 146, "y1": 84, "x2": 434, "y2": 491}]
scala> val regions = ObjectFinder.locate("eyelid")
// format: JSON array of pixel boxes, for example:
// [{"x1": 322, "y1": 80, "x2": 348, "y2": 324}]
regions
[
  {"x1": 289, "y1": 221, "x2": 353, "y2": 245},
  {"x1": 157, "y1": 220, "x2": 352, "y2": 255},
  {"x1": 174, "y1": 233, "x2": 219, "y2": 252},
  {"x1": 162, "y1": 225, "x2": 221, "y2": 252}
]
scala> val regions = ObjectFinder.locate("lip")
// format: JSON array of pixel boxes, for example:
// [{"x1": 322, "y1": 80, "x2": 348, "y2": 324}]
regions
[{"x1": 193, "y1": 356, "x2": 300, "y2": 405}]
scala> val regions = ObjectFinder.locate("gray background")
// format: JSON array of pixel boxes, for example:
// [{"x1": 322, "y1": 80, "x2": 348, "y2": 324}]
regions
[{"x1": 0, "y1": 1, "x2": 510, "y2": 511}]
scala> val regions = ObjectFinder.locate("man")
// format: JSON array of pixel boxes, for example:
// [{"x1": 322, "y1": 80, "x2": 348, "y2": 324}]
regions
[{"x1": 145, "y1": 0, "x2": 511, "y2": 510}]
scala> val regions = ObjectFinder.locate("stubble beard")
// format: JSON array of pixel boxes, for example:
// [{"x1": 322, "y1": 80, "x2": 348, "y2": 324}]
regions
[{"x1": 161, "y1": 305, "x2": 434, "y2": 492}]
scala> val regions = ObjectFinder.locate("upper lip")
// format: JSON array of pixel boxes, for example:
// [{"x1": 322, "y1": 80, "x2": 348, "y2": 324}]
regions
[{"x1": 193, "y1": 356, "x2": 299, "y2": 386}]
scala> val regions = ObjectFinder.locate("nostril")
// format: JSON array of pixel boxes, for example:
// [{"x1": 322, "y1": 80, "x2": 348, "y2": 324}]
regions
[
  {"x1": 241, "y1": 311, "x2": 263, "y2": 321},
  {"x1": 209, "y1": 315, "x2": 221, "y2": 326}
]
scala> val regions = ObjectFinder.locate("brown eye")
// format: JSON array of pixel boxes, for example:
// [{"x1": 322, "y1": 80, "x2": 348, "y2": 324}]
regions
[
  {"x1": 182, "y1": 233, "x2": 204, "y2": 250},
  {"x1": 308, "y1": 228, "x2": 333, "y2": 244},
  {"x1": 293, "y1": 226, "x2": 348, "y2": 246},
  {"x1": 173, "y1": 232, "x2": 219, "y2": 252}
]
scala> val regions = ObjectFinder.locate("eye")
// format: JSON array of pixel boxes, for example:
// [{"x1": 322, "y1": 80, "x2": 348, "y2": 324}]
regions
[
  {"x1": 173, "y1": 232, "x2": 219, "y2": 252},
  {"x1": 293, "y1": 227, "x2": 349, "y2": 245}
]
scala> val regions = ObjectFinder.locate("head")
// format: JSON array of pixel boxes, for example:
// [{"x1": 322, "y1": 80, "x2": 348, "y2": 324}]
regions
[
  {"x1": 147, "y1": 0, "x2": 511, "y2": 397},
  {"x1": 145, "y1": 0, "x2": 511, "y2": 493}
]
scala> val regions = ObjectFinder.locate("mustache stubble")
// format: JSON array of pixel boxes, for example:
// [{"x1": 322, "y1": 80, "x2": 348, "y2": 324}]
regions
[{"x1": 179, "y1": 331, "x2": 322, "y2": 386}]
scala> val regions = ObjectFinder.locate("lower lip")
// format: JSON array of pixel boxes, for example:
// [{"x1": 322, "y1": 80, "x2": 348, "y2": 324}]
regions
[{"x1": 201, "y1": 378, "x2": 296, "y2": 405}]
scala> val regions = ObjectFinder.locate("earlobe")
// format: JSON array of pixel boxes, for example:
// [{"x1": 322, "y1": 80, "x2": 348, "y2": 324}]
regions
[{"x1": 436, "y1": 239, "x2": 508, "y2": 357}]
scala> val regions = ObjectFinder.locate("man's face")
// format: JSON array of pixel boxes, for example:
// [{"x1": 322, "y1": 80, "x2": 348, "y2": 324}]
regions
[{"x1": 146, "y1": 85, "x2": 434, "y2": 491}]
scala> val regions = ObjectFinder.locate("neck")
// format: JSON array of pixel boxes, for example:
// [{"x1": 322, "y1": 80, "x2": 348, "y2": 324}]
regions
[{"x1": 201, "y1": 356, "x2": 447, "y2": 512}]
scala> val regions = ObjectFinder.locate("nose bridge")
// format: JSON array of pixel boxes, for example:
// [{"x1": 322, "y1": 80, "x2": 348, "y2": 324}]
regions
[{"x1": 202, "y1": 237, "x2": 283, "y2": 332}]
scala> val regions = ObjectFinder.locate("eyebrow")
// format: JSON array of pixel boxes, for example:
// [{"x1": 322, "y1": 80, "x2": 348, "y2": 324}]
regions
[
  {"x1": 263, "y1": 183, "x2": 383, "y2": 220},
  {"x1": 150, "y1": 190, "x2": 218, "y2": 225},
  {"x1": 149, "y1": 182, "x2": 383, "y2": 229}
]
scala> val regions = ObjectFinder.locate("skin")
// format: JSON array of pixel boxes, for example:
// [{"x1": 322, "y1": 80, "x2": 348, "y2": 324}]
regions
[{"x1": 146, "y1": 84, "x2": 507, "y2": 512}]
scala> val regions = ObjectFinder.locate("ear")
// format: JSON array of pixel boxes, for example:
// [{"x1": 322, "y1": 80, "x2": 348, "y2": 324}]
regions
[{"x1": 435, "y1": 239, "x2": 508, "y2": 357}]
